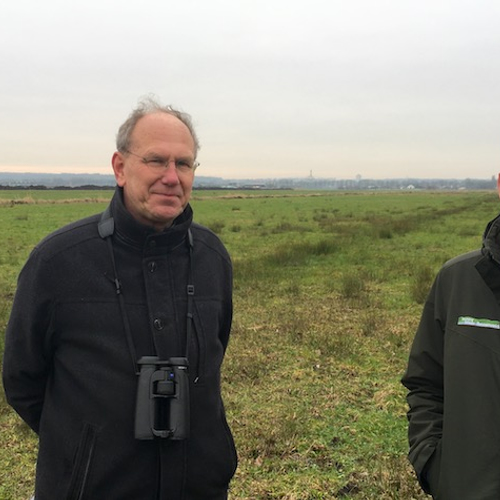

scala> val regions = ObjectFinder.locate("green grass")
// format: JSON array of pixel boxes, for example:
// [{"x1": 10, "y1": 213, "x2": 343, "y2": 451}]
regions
[{"x1": 0, "y1": 188, "x2": 498, "y2": 499}]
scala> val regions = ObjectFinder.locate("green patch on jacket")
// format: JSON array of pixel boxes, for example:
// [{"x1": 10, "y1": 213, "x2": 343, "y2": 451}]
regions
[{"x1": 457, "y1": 316, "x2": 500, "y2": 330}]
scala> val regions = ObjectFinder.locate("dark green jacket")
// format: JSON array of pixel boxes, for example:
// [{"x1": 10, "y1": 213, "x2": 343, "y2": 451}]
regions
[{"x1": 402, "y1": 213, "x2": 500, "y2": 499}]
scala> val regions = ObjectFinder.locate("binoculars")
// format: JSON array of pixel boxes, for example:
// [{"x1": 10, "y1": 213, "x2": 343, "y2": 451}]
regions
[{"x1": 135, "y1": 356, "x2": 190, "y2": 440}]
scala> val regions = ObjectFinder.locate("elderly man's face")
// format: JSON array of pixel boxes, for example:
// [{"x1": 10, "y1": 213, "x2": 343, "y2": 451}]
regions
[{"x1": 112, "y1": 112, "x2": 196, "y2": 231}]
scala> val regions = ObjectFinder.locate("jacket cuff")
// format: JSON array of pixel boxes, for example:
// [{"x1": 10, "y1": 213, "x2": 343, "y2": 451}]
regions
[{"x1": 420, "y1": 442, "x2": 442, "y2": 495}]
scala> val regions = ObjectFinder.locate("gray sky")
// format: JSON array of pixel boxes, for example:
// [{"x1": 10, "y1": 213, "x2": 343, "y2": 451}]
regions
[{"x1": 2, "y1": 0, "x2": 500, "y2": 180}]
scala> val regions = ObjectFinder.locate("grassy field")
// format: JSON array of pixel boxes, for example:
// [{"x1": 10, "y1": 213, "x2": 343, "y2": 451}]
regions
[{"x1": 1, "y1": 188, "x2": 498, "y2": 499}]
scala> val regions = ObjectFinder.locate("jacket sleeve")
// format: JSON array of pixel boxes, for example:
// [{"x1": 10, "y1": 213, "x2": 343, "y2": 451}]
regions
[
  {"x1": 219, "y1": 262, "x2": 233, "y2": 353},
  {"x1": 2, "y1": 248, "x2": 55, "y2": 434},
  {"x1": 401, "y1": 278, "x2": 444, "y2": 495}
]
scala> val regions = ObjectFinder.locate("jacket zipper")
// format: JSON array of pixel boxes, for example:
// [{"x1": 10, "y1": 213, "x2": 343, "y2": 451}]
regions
[{"x1": 66, "y1": 423, "x2": 98, "y2": 500}]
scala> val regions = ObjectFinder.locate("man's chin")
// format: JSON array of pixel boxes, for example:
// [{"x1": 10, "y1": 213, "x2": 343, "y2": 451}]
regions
[{"x1": 154, "y1": 207, "x2": 185, "y2": 226}]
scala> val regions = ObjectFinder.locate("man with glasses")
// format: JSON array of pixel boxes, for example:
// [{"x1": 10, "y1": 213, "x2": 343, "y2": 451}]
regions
[{"x1": 3, "y1": 97, "x2": 237, "y2": 499}]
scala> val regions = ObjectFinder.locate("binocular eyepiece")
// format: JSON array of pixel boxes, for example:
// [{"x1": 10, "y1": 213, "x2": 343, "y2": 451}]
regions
[{"x1": 135, "y1": 356, "x2": 190, "y2": 440}]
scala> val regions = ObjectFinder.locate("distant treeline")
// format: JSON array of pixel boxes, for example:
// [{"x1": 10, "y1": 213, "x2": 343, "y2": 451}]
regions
[
  {"x1": 0, "y1": 184, "x2": 286, "y2": 191},
  {"x1": 0, "y1": 174, "x2": 496, "y2": 191}
]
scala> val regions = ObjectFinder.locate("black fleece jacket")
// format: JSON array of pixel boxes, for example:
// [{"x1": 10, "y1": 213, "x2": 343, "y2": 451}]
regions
[{"x1": 3, "y1": 188, "x2": 237, "y2": 500}]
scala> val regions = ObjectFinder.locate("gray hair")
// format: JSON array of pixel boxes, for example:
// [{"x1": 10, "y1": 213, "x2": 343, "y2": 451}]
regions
[{"x1": 116, "y1": 96, "x2": 200, "y2": 158}]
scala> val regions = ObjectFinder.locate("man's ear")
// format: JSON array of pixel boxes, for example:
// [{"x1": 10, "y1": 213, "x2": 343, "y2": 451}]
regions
[{"x1": 112, "y1": 152, "x2": 126, "y2": 187}]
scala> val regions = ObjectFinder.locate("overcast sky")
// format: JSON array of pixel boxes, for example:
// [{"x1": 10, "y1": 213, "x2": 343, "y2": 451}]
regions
[{"x1": 2, "y1": 0, "x2": 500, "y2": 180}]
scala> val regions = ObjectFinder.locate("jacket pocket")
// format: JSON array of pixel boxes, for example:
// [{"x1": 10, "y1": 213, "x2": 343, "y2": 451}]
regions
[
  {"x1": 187, "y1": 404, "x2": 238, "y2": 496},
  {"x1": 449, "y1": 323, "x2": 500, "y2": 355},
  {"x1": 65, "y1": 422, "x2": 98, "y2": 500},
  {"x1": 191, "y1": 310, "x2": 206, "y2": 382},
  {"x1": 191, "y1": 300, "x2": 227, "y2": 384}
]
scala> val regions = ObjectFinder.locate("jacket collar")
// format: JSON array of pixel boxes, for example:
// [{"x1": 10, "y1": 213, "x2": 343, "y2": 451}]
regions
[
  {"x1": 481, "y1": 213, "x2": 500, "y2": 263},
  {"x1": 110, "y1": 187, "x2": 193, "y2": 253},
  {"x1": 476, "y1": 213, "x2": 500, "y2": 305}
]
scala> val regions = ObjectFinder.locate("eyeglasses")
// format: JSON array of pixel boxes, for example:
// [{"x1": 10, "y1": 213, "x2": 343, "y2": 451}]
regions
[{"x1": 123, "y1": 149, "x2": 199, "y2": 173}]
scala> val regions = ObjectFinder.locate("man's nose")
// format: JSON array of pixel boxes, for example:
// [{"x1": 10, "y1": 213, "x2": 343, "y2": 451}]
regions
[{"x1": 160, "y1": 161, "x2": 180, "y2": 184}]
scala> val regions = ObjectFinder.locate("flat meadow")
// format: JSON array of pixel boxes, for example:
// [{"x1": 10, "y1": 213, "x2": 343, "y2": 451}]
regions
[{"x1": 0, "y1": 188, "x2": 498, "y2": 499}]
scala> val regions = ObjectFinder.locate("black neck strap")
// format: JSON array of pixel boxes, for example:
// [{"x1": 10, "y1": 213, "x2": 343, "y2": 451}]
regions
[{"x1": 98, "y1": 207, "x2": 195, "y2": 375}]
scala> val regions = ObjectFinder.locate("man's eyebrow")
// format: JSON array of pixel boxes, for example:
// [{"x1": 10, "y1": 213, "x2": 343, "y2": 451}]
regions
[{"x1": 145, "y1": 151, "x2": 194, "y2": 160}]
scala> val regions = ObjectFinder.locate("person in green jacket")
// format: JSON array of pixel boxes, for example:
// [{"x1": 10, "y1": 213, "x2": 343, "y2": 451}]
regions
[{"x1": 402, "y1": 176, "x2": 500, "y2": 500}]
